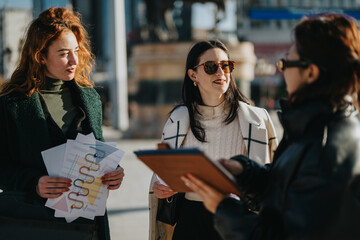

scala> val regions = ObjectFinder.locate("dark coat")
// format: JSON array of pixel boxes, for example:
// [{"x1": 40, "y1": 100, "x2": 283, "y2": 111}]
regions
[
  {"x1": 0, "y1": 82, "x2": 110, "y2": 240},
  {"x1": 214, "y1": 100, "x2": 360, "y2": 240}
]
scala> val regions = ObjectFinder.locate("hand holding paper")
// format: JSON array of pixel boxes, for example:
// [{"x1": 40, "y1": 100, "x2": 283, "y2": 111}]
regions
[
  {"x1": 102, "y1": 167, "x2": 125, "y2": 190},
  {"x1": 36, "y1": 176, "x2": 72, "y2": 198},
  {"x1": 41, "y1": 133, "x2": 125, "y2": 223}
]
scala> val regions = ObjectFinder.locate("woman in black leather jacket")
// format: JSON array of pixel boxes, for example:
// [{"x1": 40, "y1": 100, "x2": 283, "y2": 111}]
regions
[{"x1": 181, "y1": 14, "x2": 360, "y2": 240}]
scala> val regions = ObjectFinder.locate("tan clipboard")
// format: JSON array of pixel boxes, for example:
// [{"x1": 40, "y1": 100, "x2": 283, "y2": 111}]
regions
[{"x1": 134, "y1": 143, "x2": 240, "y2": 195}]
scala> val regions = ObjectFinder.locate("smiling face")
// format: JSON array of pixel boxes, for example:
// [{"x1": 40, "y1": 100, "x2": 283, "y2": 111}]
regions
[
  {"x1": 188, "y1": 48, "x2": 231, "y2": 106},
  {"x1": 42, "y1": 30, "x2": 79, "y2": 81}
]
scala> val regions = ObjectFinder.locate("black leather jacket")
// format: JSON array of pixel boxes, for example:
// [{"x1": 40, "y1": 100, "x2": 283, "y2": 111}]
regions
[{"x1": 214, "y1": 100, "x2": 360, "y2": 240}]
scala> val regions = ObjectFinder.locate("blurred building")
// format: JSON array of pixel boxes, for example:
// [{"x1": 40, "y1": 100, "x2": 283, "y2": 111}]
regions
[
  {"x1": 124, "y1": 0, "x2": 260, "y2": 138},
  {"x1": 237, "y1": 0, "x2": 360, "y2": 108},
  {"x1": 3, "y1": 0, "x2": 360, "y2": 138},
  {"x1": 0, "y1": 8, "x2": 32, "y2": 80},
  {"x1": 33, "y1": 0, "x2": 72, "y2": 16}
]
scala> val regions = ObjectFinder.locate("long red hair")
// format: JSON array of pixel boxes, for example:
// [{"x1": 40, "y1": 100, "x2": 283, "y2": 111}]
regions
[{"x1": 0, "y1": 7, "x2": 94, "y2": 96}]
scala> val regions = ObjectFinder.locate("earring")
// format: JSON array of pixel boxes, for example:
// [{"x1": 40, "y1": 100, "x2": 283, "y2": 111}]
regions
[{"x1": 193, "y1": 81, "x2": 197, "y2": 86}]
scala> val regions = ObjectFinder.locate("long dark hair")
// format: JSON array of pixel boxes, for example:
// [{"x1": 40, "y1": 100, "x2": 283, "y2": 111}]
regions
[
  {"x1": 179, "y1": 40, "x2": 249, "y2": 142},
  {"x1": 289, "y1": 13, "x2": 360, "y2": 109},
  {"x1": 0, "y1": 7, "x2": 94, "y2": 96}
]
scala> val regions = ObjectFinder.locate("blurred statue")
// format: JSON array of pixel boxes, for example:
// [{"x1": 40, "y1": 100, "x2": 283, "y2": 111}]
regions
[{"x1": 143, "y1": 0, "x2": 225, "y2": 42}]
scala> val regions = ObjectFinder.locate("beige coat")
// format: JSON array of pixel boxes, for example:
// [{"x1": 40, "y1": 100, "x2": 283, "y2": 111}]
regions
[{"x1": 149, "y1": 102, "x2": 279, "y2": 240}]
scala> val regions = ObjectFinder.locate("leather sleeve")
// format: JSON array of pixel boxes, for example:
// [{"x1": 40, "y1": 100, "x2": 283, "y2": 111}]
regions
[
  {"x1": 214, "y1": 197, "x2": 259, "y2": 240},
  {"x1": 280, "y1": 121, "x2": 360, "y2": 239},
  {"x1": 231, "y1": 155, "x2": 271, "y2": 210}
]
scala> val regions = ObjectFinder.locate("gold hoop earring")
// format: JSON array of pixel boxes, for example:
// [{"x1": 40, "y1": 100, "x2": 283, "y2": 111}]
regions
[{"x1": 193, "y1": 81, "x2": 197, "y2": 86}]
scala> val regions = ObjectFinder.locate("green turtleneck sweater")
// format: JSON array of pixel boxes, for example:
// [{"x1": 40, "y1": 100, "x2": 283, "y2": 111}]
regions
[{"x1": 40, "y1": 78, "x2": 78, "y2": 134}]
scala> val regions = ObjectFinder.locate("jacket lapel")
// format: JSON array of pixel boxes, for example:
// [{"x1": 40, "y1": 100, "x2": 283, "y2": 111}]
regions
[
  {"x1": 75, "y1": 85, "x2": 103, "y2": 141},
  {"x1": 162, "y1": 103, "x2": 271, "y2": 164},
  {"x1": 6, "y1": 93, "x2": 52, "y2": 156},
  {"x1": 162, "y1": 106, "x2": 189, "y2": 149},
  {"x1": 238, "y1": 102, "x2": 268, "y2": 164}
]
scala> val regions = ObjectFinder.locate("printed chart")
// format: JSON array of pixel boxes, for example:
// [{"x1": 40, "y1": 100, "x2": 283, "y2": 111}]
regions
[{"x1": 42, "y1": 133, "x2": 124, "y2": 222}]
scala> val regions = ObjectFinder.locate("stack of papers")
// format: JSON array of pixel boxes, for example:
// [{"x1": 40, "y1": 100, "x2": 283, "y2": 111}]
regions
[{"x1": 41, "y1": 133, "x2": 124, "y2": 223}]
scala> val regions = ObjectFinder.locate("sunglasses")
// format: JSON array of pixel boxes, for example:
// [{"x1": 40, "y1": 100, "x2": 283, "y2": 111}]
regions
[
  {"x1": 277, "y1": 58, "x2": 312, "y2": 72},
  {"x1": 193, "y1": 61, "x2": 235, "y2": 74}
]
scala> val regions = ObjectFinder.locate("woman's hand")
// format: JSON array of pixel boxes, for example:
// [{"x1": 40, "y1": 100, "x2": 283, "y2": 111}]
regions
[
  {"x1": 219, "y1": 159, "x2": 243, "y2": 175},
  {"x1": 181, "y1": 174, "x2": 226, "y2": 214},
  {"x1": 152, "y1": 180, "x2": 177, "y2": 199},
  {"x1": 36, "y1": 176, "x2": 72, "y2": 198},
  {"x1": 102, "y1": 166, "x2": 125, "y2": 190}
]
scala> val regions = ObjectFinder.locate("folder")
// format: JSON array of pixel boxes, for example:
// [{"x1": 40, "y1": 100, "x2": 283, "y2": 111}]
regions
[{"x1": 134, "y1": 145, "x2": 240, "y2": 195}]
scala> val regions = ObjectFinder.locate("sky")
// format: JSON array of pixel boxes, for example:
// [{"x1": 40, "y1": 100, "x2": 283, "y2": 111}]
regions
[{"x1": 0, "y1": 0, "x2": 32, "y2": 9}]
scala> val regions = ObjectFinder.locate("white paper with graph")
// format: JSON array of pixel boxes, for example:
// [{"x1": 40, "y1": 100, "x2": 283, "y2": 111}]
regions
[{"x1": 42, "y1": 133, "x2": 124, "y2": 223}]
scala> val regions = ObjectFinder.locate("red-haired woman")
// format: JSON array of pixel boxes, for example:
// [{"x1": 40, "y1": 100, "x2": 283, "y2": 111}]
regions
[{"x1": 0, "y1": 7, "x2": 124, "y2": 240}]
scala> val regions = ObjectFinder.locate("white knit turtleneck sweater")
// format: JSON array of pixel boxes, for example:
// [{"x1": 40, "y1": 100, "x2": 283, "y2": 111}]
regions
[{"x1": 182, "y1": 101, "x2": 247, "y2": 201}]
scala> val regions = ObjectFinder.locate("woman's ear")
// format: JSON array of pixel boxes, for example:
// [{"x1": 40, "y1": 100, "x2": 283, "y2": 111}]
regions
[
  {"x1": 306, "y1": 64, "x2": 320, "y2": 84},
  {"x1": 40, "y1": 54, "x2": 46, "y2": 65},
  {"x1": 187, "y1": 69, "x2": 196, "y2": 81}
]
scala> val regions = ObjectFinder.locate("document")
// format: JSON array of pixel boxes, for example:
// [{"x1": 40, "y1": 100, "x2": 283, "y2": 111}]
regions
[
  {"x1": 134, "y1": 147, "x2": 240, "y2": 195},
  {"x1": 42, "y1": 133, "x2": 124, "y2": 223}
]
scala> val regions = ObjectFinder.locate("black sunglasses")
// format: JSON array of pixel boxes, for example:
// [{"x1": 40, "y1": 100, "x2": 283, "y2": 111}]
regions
[
  {"x1": 193, "y1": 61, "x2": 235, "y2": 75},
  {"x1": 277, "y1": 58, "x2": 312, "y2": 72}
]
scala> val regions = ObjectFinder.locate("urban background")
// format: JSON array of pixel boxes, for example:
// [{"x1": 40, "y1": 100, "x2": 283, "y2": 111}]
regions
[
  {"x1": 0, "y1": 0, "x2": 359, "y2": 239},
  {"x1": 2, "y1": 0, "x2": 360, "y2": 137}
]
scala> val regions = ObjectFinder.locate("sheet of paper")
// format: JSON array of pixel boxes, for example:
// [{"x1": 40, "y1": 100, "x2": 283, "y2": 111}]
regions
[
  {"x1": 42, "y1": 133, "x2": 124, "y2": 222},
  {"x1": 41, "y1": 143, "x2": 66, "y2": 177}
]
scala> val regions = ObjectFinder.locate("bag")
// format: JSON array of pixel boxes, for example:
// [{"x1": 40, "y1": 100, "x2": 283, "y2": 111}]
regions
[{"x1": 156, "y1": 193, "x2": 184, "y2": 226}]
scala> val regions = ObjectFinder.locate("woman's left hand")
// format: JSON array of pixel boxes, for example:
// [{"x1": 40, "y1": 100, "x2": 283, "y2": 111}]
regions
[
  {"x1": 181, "y1": 173, "x2": 226, "y2": 214},
  {"x1": 101, "y1": 166, "x2": 125, "y2": 190}
]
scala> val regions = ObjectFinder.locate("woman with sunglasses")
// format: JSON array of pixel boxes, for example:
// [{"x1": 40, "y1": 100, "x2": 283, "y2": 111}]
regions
[
  {"x1": 182, "y1": 14, "x2": 360, "y2": 240},
  {"x1": 149, "y1": 40, "x2": 278, "y2": 240},
  {"x1": 0, "y1": 7, "x2": 124, "y2": 239}
]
